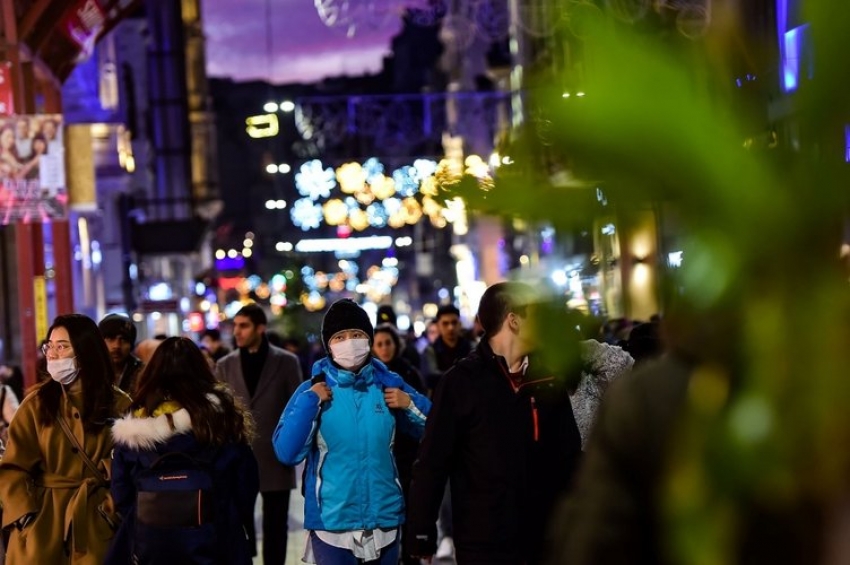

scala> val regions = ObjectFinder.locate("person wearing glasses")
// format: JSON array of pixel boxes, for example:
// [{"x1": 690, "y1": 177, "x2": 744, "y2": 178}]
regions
[{"x1": 0, "y1": 314, "x2": 131, "y2": 564}]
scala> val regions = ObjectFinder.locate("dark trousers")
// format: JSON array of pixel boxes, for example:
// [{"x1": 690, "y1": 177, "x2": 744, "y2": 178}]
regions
[{"x1": 246, "y1": 490, "x2": 291, "y2": 565}]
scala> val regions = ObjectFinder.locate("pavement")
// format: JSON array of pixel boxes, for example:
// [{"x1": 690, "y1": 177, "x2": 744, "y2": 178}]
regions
[
  {"x1": 253, "y1": 464, "x2": 456, "y2": 565},
  {"x1": 252, "y1": 477, "x2": 307, "y2": 564}
]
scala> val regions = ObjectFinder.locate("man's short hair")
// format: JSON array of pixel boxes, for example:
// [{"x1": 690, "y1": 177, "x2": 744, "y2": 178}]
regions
[
  {"x1": 435, "y1": 304, "x2": 460, "y2": 321},
  {"x1": 476, "y1": 282, "x2": 536, "y2": 336},
  {"x1": 98, "y1": 313, "x2": 137, "y2": 346},
  {"x1": 201, "y1": 328, "x2": 222, "y2": 341},
  {"x1": 235, "y1": 303, "x2": 267, "y2": 327}
]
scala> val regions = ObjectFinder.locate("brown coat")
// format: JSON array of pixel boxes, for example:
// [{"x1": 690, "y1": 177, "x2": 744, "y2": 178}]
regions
[{"x1": 0, "y1": 380, "x2": 130, "y2": 565}]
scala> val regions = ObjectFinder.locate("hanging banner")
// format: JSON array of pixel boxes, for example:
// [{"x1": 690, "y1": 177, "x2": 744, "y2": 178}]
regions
[{"x1": 0, "y1": 114, "x2": 67, "y2": 224}]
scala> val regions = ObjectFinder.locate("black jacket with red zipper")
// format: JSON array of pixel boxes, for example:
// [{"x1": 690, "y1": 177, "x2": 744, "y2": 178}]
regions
[{"x1": 406, "y1": 340, "x2": 583, "y2": 565}]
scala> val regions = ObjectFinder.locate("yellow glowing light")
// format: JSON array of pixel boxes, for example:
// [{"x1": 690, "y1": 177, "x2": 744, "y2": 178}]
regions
[
  {"x1": 422, "y1": 196, "x2": 442, "y2": 217},
  {"x1": 370, "y1": 174, "x2": 396, "y2": 200},
  {"x1": 323, "y1": 199, "x2": 349, "y2": 226},
  {"x1": 349, "y1": 209, "x2": 369, "y2": 231},
  {"x1": 435, "y1": 158, "x2": 463, "y2": 186},
  {"x1": 255, "y1": 283, "x2": 271, "y2": 300},
  {"x1": 422, "y1": 303, "x2": 438, "y2": 318},
  {"x1": 465, "y1": 154, "x2": 492, "y2": 181},
  {"x1": 354, "y1": 187, "x2": 375, "y2": 205},
  {"x1": 336, "y1": 162, "x2": 367, "y2": 194},
  {"x1": 245, "y1": 114, "x2": 279, "y2": 138},
  {"x1": 388, "y1": 211, "x2": 407, "y2": 228},
  {"x1": 402, "y1": 197, "x2": 423, "y2": 224},
  {"x1": 301, "y1": 292, "x2": 327, "y2": 312},
  {"x1": 419, "y1": 176, "x2": 439, "y2": 197},
  {"x1": 430, "y1": 215, "x2": 448, "y2": 228}
]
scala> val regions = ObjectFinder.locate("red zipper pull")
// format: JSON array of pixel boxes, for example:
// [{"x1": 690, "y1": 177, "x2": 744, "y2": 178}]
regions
[{"x1": 531, "y1": 396, "x2": 539, "y2": 442}]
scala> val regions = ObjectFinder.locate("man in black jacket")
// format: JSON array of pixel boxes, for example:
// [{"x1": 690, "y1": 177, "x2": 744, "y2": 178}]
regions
[
  {"x1": 99, "y1": 313, "x2": 143, "y2": 393},
  {"x1": 406, "y1": 282, "x2": 583, "y2": 564}
]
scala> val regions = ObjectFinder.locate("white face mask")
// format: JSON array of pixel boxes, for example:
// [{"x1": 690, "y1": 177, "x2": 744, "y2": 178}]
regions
[
  {"x1": 330, "y1": 338, "x2": 371, "y2": 371},
  {"x1": 47, "y1": 357, "x2": 79, "y2": 385}
]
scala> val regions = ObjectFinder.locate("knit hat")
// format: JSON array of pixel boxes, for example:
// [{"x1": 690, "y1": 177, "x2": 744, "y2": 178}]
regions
[
  {"x1": 321, "y1": 299, "x2": 374, "y2": 352},
  {"x1": 98, "y1": 313, "x2": 137, "y2": 346}
]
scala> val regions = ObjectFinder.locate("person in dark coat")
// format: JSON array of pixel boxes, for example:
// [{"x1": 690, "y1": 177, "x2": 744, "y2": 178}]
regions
[
  {"x1": 373, "y1": 323, "x2": 427, "y2": 565},
  {"x1": 107, "y1": 337, "x2": 259, "y2": 565},
  {"x1": 99, "y1": 313, "x2": 143, "y2": 394},
  {"x1": 422, "y1": 304, "x2": 472, "y2": 393},
  {"x1": 406, "y1": 282, "x2": 583, "y2": 565},
  {"x1": 214, "y1": 304, "x2": 302, "y2": 565}
]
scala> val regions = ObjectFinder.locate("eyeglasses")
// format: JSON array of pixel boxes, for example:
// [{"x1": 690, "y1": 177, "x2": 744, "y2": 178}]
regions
[{"x1": 41, "y1": 343, "x2": 72, "y2": 355}]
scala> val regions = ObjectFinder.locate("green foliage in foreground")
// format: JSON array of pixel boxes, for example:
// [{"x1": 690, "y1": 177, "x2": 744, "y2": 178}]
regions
[{"x1": 443, "y1": 1, "x2": 850, "y2": 562}]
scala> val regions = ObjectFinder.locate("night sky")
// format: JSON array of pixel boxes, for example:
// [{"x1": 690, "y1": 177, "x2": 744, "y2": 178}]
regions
[{"x1": 202, "y1": 0, "x2": 404, "y2": 84}]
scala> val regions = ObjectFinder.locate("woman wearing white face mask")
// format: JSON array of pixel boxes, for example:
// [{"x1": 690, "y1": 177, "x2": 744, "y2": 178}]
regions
[
  {"x1": 0, "y1": 314, "x2": 131, "y2": 564},
  {"x1": 273, "y1": 299, "x2": 432, "y2": 565}
]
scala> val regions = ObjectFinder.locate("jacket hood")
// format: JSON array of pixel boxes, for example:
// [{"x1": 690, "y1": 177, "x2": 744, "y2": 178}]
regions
[{"x1": 112, "y1": 406, "x2": 192, "y2": 449}]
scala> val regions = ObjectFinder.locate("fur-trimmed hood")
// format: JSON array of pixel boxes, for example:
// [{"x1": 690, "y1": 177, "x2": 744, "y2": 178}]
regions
[{"x1": 111, "y1": 407, "x2": 193, "y2": 450}]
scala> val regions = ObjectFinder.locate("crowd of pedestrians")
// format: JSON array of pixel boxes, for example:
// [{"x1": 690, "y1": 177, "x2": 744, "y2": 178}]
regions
[{"x1": 0, "y1": 284, "x2": 666, "y2": 564}]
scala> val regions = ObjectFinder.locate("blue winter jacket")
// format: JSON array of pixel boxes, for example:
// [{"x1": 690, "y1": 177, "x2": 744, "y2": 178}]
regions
[{"x1": 273, "y1": 356, "x2": 431, "y2": 531}]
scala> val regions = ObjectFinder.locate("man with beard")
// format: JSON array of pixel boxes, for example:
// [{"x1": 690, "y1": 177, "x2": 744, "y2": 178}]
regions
[
  {"x1": 99, "y1": 313, "x2": 143, "y2": 394},
  {"x1": 215, "y1": 303, "x2": 302, "y2": 565}
]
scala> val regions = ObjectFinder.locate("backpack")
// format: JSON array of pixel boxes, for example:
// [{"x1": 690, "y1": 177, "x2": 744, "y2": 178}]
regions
[{"x1": 132, "y1": 448, "x2": 221, "y2": 564}]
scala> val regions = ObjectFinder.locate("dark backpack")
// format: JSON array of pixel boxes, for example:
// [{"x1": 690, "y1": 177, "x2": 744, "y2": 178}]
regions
[{"x1": 132, "y1": 449, "x2": 221, "y2": 564}]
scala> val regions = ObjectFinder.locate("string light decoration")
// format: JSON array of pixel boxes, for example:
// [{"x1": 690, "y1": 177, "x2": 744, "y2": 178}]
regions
[
  {"x1": 295, "y1": 159, "x2": 337, "y2": 199},
  {"x1": 284, "y1": 155, "x2": 493, "y2": 233},
  {"x1": 290, "y1": 198, "x2": 324, "y2": 230}
]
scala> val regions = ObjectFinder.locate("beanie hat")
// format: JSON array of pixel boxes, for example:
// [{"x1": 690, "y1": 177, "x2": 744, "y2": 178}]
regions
[
  {"x1": 321, "y1": 299, "x2": 374, "y2": 352},
  {"x1": 376, "y1": 305, "x2": 397, "y2": 326},
  {"x1": 98, "y1": 314, "x2": 137, "y2": 346}
]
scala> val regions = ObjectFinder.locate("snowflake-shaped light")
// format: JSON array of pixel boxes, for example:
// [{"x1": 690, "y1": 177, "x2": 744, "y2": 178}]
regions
[
  {"x1": 345, "y1": 197, "x2": 360, "y2": 211},
  {"x1": 290, "y1": 197, "x2": 324, "y2": 231},
  {"x1": 362, "y1": 157, "x2": 385, "y2": 185},
  {"x1": 366, "y1": 202, "x2": 389, "y2": 228},
  {"x1": 412, "y1": 158, "x2": 438, "y2": 181},
  {"x1": 392, "y1": 166, "x2": 419, "y2": 197},
  {"x1": 295, "y1": 159, "x2": 336, "y2": 200},
  {"x1": 383, "y1": 197, "x2": 402, "y2": 216}
]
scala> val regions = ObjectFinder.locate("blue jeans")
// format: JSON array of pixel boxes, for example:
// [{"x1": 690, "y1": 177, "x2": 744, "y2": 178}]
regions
[{"x1": 310, "y1": 532, "x2": 399, "y2": 565}]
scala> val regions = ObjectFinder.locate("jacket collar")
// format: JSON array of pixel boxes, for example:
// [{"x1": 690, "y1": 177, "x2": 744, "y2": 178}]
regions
[
  {"x1": 314, "y1": 356, "x2": 375, "y2": 387},
  {"x1": 112, "y1": 404, "x2": 192, "y2": 449}
]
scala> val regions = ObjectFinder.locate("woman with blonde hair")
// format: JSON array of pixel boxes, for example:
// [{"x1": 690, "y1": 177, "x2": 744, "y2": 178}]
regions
[{"x1": 106, "y1": 337, "x2": 259, "y2": 565}]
